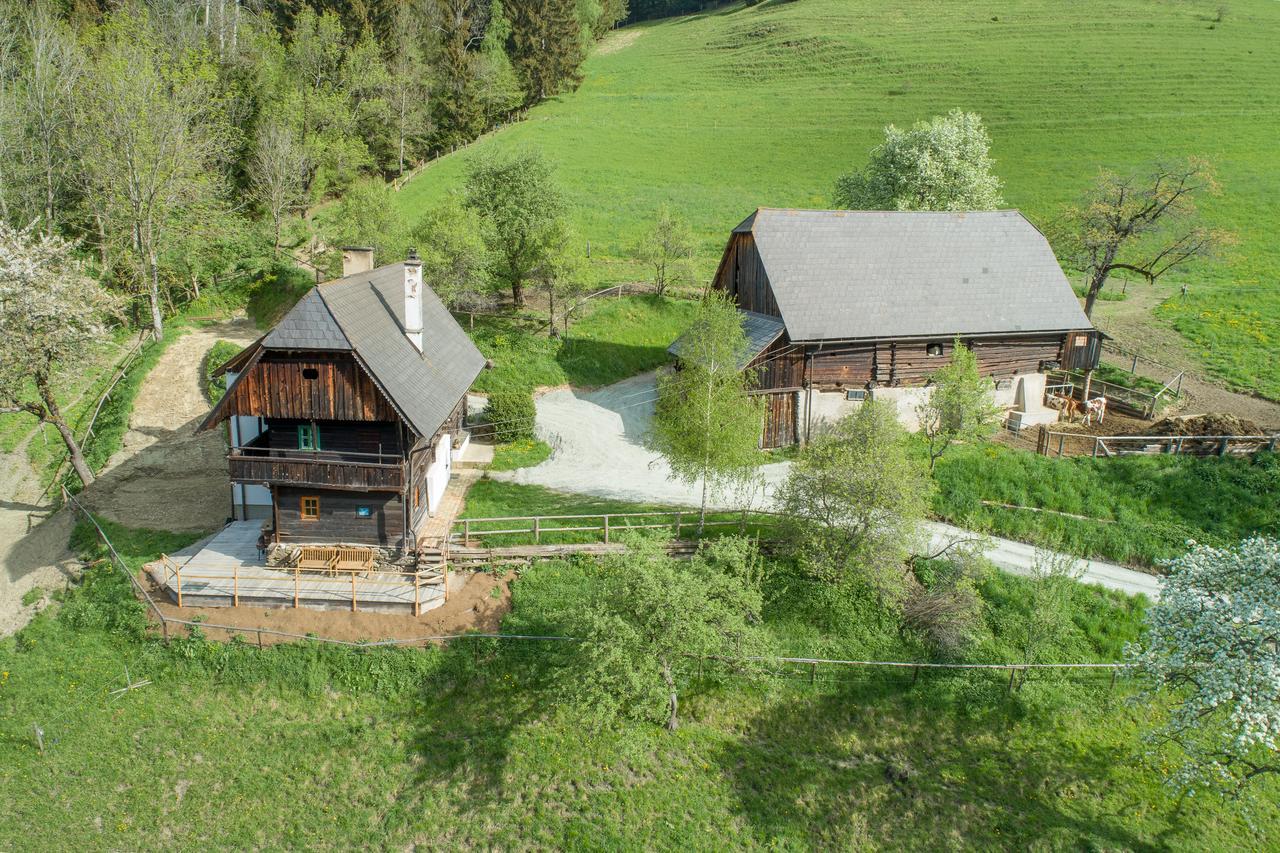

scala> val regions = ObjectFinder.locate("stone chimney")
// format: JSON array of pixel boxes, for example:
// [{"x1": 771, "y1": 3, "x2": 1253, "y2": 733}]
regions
[
  {"x1": 341, "y1": 246, "x2": 375, "y2": 278},
  {"x1": 404, "y1": 249, "x2": 423, "y2": 352}
]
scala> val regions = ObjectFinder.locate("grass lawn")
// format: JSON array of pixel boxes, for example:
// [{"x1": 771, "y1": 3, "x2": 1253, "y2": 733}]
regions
[
  {"x1": 470, "y1": 293, "x2": 696, "y2": 391},
  {"x1": 487, "y1": 439, "x2": 554, "y2": 471},
  {"x1": 2, "y1": 515, "x2": 1276, "y2": 848},
  {"x1": 931, "y1": 442, "x2": 1280, "y2": 568},
  {"x1": 393, "y1": 0, "x2": 1280, "y2": 399}
]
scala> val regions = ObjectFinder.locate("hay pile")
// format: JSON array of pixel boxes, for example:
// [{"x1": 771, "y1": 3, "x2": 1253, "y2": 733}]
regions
[{"x1": 1143, "y1": 413, "x2": 1264, "y2": 437}]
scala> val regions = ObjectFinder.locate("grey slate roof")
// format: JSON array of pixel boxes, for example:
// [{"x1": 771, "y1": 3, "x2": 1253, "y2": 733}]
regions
[
  {"x1": 743, "y1": 208, "x2": 1091, "y2": 342},
  {"x1": 668, "y1": 309, "x2": 785, "y2": 368},
  {"x1": 317, "y1": 263, "x2": 486, "y2": 439},
  {"x1": 262, "y1": 288, "x2": 351, "y2": 350}
]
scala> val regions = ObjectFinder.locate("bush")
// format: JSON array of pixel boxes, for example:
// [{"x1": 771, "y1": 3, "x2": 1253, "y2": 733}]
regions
[
  {"x1": 484, "y1": 388, "x2": 537, "y2": 442},
  {"x1": 205, "y1": 339, "x2": 242, "y2": 404}
]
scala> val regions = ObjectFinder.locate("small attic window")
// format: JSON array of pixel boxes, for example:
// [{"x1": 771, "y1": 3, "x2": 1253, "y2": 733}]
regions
[
  {"x1": 926, "y1": 343, "x2": 945, "y2": 357},
  {"x1": 302, "y1": 368, "x2": 319, "y2": 379}
]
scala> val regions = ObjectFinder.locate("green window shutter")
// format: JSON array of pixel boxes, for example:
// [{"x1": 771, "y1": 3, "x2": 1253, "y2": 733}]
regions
[{"x1": 298, "y1": 424, "x2": 317, "y2": 451}]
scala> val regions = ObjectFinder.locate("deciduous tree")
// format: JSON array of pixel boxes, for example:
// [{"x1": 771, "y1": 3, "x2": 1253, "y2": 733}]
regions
[
  {"x1": 648, "y1": 292, "x2": 762, "y2": 533},
  {"x1": 250, "y1": 120, "x2": 307, "y2": 255},
  {"x1": 833, "y1": 109, "x2": 1004, "y2": 212},
  {"x1": 635, "y1": 203, "x2": 695, "y2": 297},
  {"x1": 776, "y1": 399, "x2": 932, "y2": 594},
  {"x1": 1055, "y1": 158, "x2": 1231, "y2": 317},
  {"x1": 1127, "y1": 537, "x2": 1280, "y2": 798},
  {"x1": 560, "y1": 534, "x2": 766, "y2": 731},
  {"x1": 916, "y1": 339, "x2": 1001, "y2": 472},
  {"x1": 0, "y1": 223, "x2": 121, "y2": 487},
  {"x1": 463, "y1": 148, "x2": 567, "y2": 308},
  {"x1": 411, "y1": 193, "x2": 495, "y2": 310}
]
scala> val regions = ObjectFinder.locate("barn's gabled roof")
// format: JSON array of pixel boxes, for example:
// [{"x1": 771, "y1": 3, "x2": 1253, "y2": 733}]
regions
[
  {"x1": 202, "y1": 261, "x2": 485, "y2": 439},
  {"x1": 667, "y1": 309, "x2": 785, "y2": 367},
  {"x1": 741, "y1": 208, "x2": 1090, "y2": 342}
]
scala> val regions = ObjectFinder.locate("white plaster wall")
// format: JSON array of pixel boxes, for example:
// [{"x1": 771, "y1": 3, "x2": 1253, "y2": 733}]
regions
[{"x1": 868, "y1": 385, "x2": 931, "y2": 432}]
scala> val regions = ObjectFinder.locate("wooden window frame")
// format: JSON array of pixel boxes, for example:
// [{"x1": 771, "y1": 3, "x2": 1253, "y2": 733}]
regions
[
  {"x1": 297, "y1": 423, "x2": 321, "y2": 451},
  {"x1": 300, "y1": 495, "x2": 320, "y2": 521}
]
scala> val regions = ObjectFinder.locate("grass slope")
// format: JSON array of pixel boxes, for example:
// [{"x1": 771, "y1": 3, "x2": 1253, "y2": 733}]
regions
[
  {"x1": 2, "y1": 517, "x2": 1275, "y2": 848},
  {"x1": 932, "y1": 444, "x2": 1280, "y2": 568},
  {"x1": 395, "y1": 0, "x2": 1280, "y2": 398}
]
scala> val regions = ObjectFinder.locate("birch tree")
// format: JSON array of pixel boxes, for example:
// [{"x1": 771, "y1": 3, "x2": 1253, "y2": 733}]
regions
[
  {"x1": 249, "y1": 120, "x2": 307, "y2": 256},
  {"x1": 916, "y1": 340, "x2": 1001, "y2": 472},
  {"x1": 635, "y1": 203, "x2": 695, "y2": 297},
  {"x1": 0, "y1": 223, "x2": 121, "y2": 487},
  {"x1": 1128, "y1": 537, "x2": 1280, "y2": 798},
  {"x1": 77, "y1": 10, "x2": 222, "y2": 337},
  {"x1": 19, "y1": 4, "x2": 82, "y2": 237},
  {"x1": 648, "y1": 292, "x2": 763, "y2": 533}
]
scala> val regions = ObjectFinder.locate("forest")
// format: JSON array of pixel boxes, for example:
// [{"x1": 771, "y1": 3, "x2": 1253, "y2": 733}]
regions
[{"x1": 0, "y1": 0, "x2": 625, "y2": 334}]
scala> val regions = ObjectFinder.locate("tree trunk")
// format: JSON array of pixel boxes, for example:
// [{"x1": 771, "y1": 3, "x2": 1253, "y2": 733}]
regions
[
  {"x1": 45, "y1": 164, "x2": 56, "y2": 238},
  {"x1": 143, "y1": 223, "x2": 164, "y2": 338},
  {"x1": 512, "y1": 277, "x2": 525, "y2": 308},
  {"x1": 273, "y1": 213, "x2": 282, "y2": 257},
  {"x1": 661, "y1": 656, "x2": 678, "y2": 732},
  {"x1": 37, "y1": 377, "x2": 94, "y2": 487},
  {"x1": 1083, "y1": 276, "x2": 1105, "y2": 318}
]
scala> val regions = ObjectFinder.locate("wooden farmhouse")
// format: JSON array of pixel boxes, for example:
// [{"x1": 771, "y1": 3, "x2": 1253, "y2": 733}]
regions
[
  {"x1": 200, "y1": 248, "x2": 485, "y2": 550},
  {"x1": 676, "y1": 208, "x2": 1101, "y2": 447}
]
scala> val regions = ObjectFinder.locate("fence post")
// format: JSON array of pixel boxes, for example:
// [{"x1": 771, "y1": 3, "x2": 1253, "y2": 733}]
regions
[
  {"x1": 351, "y1": 572, "x2": 358, "y2": 612},
  {"x1": 912, "y1": 666, "x2": 920, "y2": 685},
  {"x1": 534, "y1": 516, "x2": 541, "y2": 544},
  {"x1": 1130, "y1": 352, "x2": 1138, "y2": 373},
  {"x1": 294, "y1": 565, "x2": 299, "y2": 608},
  {"x1": 1269, "y1": 435, "x2": 1277, "y2": 453},
  {"x1": 675, "y1": 511, "x2": 682, "y2": 539},
  {"x1": 603, "y1": 514, "x2": 610, "y2": 544},
  {"x1": 1220, "y1": 437, "x2": 1230, "y2": 457},
  {"x1": 1007, "y1": 667, "x2": 1017, "y2": 694},
  {"x1": 175, "y1": 561, "x2": 183, "y2": 608},
  {"x1": 810, "y1": 662, "x2": 817, "y2": 685},
  {"x1": 1058, "y1": 434, "x2": 1066, "y2": 457},
  {"x1": 233, "y1": 563, "x2": 239, "y2": 607}
]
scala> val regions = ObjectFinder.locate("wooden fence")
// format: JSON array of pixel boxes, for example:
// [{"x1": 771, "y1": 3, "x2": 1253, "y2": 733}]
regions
[
  {"x1": 1037, "y1": 428, "x2": 1279, "y2": 458},
  {"x1": 453, "y1": 510, "x2": 777, "y2": 546},
  {"x1": 1045, "y1": 368, "x2": 1182, "y2": 419}
]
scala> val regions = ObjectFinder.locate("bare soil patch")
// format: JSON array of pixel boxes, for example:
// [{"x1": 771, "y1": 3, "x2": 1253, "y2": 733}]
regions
[
  {"x1": 146, "y1": 570, "x2": 515, "y2": 645},
  {"x1": 82, "y1": 320, "x2": 257, "y2": 533}
]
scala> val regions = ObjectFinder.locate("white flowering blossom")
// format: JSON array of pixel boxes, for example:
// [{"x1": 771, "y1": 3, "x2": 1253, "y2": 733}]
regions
[{"x1": 1127, "y1": 537, "x2": 1280, "y2": 796}]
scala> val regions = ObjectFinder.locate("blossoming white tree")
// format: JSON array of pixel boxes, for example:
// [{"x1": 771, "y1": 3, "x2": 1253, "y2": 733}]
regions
[{"x1": 1127, "y1": 537, "x2": 1280, "y2": 797}]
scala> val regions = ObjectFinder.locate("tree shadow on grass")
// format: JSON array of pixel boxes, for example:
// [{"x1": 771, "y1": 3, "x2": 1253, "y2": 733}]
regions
[
  {"x1": 385, "y1": 635, "x2": 571, "y2": 836},
  {"x1": 714, "y1": 677, "x2": 1162, "y2": 850}
]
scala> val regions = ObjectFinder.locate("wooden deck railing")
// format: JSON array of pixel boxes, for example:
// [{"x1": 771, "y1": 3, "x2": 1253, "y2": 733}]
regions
[
  {"x1": 155, "y1": 556, "x2": 443, "y2": 616},
  {"x1": 227, "y1": 447, "x2": 404, "y2": 490}
]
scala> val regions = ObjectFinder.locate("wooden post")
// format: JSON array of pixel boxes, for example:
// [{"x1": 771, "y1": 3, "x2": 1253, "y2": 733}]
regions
[
  {"x1": 294, "y1": 565, "x2": 299, "y2": 608},
  {"x1": 603, "y1": 514, "x2": 610, "y2": 544},
  {"x1": 351, "y1": 572, "x2": 358, "y2": 612},
  {"x1": 912, "y1": 666, "x2": 920, "y2": 685},
  {"x1": 534, "y1": 516, "x2": 541, "y2": 544},
  {"x1": 675, "y1": 511, "x2": 682, "y2": 539},
  {"x1": 1220, "y1": 436, "x2": 1230, "y2": 457},
  {"x1": 1058, "y1": 434, "x2": 1066, "y2": 457},
  {"x1": 463, "y1": 519, "x2": 470, "y2": 543},
  {"x1": 1007, "y1": 667, "x2": 1017, "y2": 694},
  {"x1": 256, "y1": 629, "x2": 263, "y2": 649},
  {"x1": 810, "y1": 662, "x2": 817, "y2": 685},
  {"x1": 175, "y1": 562, "x2": 183, "y2": 608},
  {"x1": 233, "y1": 563, "x2": 239, "y2": 607},
  {"x1": 414, "y1": 574, "x2": 421, "y2": 617},
  {"x1": 1110, "y1": 668, "x2": 1118, "y2": 691}
]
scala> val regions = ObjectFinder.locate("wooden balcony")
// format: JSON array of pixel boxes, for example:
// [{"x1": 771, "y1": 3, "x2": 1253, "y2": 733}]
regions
[{"x1": 228, "y1": 446, "x2": 405, "y2": 492}]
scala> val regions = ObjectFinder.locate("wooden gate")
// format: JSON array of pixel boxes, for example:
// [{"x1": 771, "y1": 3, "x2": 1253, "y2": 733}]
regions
[{"x1": 760, "y1": 392, "x2": 796, "y2": 448}]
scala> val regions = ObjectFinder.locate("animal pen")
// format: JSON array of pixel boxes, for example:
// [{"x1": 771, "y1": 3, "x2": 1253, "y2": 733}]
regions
[{"x1": 1036, "y1": 427, "x2": 1280, "y2": 458}]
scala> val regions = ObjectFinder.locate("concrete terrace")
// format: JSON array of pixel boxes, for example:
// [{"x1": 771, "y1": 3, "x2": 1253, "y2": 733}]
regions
[{"x1": 146, "y1": 521, "x2": 451, "y2": 614}]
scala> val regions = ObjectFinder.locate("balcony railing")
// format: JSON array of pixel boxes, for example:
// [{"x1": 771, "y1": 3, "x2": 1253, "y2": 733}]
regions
[{"x1": 228, "y1": 446, "x2": 405, "y2": 491}]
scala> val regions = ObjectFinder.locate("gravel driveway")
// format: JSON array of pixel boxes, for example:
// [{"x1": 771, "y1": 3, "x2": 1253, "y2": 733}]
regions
[{"x1": 494, "y1": 372, "x2": 1161, "y2": 600}]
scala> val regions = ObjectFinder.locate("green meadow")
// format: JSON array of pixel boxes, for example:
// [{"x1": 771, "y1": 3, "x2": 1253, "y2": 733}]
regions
[{"x1": 395, "y1": 0, "x2": 1280, "y2": 398}]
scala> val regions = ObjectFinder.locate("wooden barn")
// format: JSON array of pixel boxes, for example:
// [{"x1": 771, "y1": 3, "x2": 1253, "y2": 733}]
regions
[
  {"x1": 199, "y1": 248, "x2": 485, "y2": 549},
  {"x1": 674, "y1": 208, "x2": 1101, "y2": 447}
]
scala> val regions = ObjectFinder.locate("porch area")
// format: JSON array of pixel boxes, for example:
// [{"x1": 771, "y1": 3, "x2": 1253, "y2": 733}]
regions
[{"x1": 145, "y1": 521, "x2": 456, "y2": 615}]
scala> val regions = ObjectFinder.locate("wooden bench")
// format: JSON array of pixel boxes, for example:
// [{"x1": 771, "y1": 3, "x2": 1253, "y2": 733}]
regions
[
  {"x1": 333, "y1": 546, "x2": 375, "y2": 573},
  {"x1": 296, "y1": 546, "x2": 338, "y2": 573}
]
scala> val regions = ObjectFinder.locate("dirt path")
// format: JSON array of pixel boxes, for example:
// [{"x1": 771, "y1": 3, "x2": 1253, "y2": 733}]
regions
[
  {"x1": 81, "y1": 320, "x2": 258, "y2": 533},
  {"x1": 0, "y1": 451, "x2": 79, "y2": 637},
  {"x1": 1092, "y1": 286, "x2": 1280, "y2": 427}
]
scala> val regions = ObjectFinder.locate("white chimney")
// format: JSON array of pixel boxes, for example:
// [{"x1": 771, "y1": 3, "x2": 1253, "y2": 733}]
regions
[
  {"x1": 341, "y1": 246, "x2": 375, "y2": 278},
  {"x1": 404, "y1": 249, "x2": 423, "y2": 352}
]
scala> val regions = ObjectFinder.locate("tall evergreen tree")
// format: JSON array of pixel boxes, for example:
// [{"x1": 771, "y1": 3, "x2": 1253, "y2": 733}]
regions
[
  {"x1": 506, "y1": 0, "x2": 584, "y2": 105},
  {"x1": 431, "y1": 0, "x2": 484, "y2": 150}
]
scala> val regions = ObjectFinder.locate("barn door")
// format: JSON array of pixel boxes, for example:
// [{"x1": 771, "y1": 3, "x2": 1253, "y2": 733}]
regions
[{"x1": 760, "y1": 392, "x2": 796, "y2": 448}]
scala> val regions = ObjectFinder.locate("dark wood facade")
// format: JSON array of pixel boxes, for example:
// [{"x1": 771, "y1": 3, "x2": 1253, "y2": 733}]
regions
[
  {"x1": 274, "y1": 486, "x2": 405, "y2": 545},
  {"x1": 710, "y1": 230, "x2": 1100, "y2": 448},
  {"x1": 216, "y1": 350, "x2": 467, "y2": 549}
]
